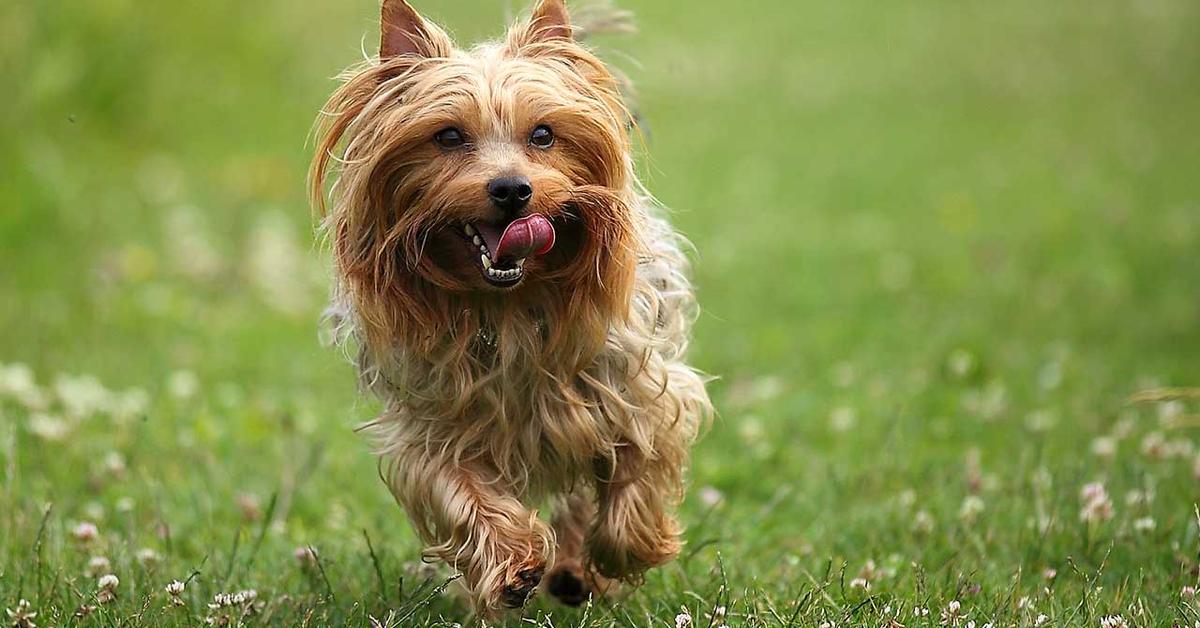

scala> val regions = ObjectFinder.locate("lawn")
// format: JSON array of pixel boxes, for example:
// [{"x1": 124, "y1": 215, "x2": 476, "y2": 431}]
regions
[{"x1": 2, "y1": 0, "x2": 1199, "y2": 625}]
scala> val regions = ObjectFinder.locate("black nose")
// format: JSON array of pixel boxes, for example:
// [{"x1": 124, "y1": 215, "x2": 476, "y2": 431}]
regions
[{"x1": 487, "y1": 176, "x2": 533, "y2": 213}]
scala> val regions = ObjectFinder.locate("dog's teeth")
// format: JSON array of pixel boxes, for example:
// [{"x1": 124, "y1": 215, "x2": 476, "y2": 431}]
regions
[
  {"x1": 472, "y1": 235, "x2": 482, "y2": 246},
  {"x1": 515, "y1": 258, "x2": 526, "y2": 268},
  {"x1": 481, "y1": 255, "x2": 492, "y2": 269},
  {"x1": 464, "y1": 224, "x2": 476, "y2": 236}
]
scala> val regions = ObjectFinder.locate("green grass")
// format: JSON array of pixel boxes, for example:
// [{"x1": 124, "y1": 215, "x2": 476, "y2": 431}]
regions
[{"x1": 2, "y1": 0, "x2": 1199, "y2": 625}]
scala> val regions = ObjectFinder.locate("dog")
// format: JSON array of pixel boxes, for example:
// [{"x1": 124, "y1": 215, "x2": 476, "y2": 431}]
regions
[{"x1": 310, "y1": 0, "x2": 711, "y2": 614}]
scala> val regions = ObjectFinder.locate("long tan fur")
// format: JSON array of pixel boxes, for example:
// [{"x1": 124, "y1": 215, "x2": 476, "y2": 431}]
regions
[{"x1": 311, "y1": 0, "x2": 711, "y2": 614}]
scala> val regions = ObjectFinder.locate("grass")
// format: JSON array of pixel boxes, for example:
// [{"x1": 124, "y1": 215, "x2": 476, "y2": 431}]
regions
[{"x1": 1, "y1": 0, "x2": 1199, "y2": 625}]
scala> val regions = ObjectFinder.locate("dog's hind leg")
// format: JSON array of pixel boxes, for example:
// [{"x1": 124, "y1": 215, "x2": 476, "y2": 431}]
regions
[
  {"x1": 543, "y1": 490, "x2": 617, "y2": 606},
  {"x1": 587, "y1": 440, "x2": 688, "y2": 583}
]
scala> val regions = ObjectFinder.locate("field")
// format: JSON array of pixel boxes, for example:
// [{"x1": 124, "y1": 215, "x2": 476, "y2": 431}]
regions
[{"x1": 2, "y1": 0, "x2": 1199, "y2": 625}]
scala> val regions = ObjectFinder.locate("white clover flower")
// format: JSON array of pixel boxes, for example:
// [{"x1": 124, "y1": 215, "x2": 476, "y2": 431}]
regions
[
  {"x1": 167, "y1": 370, "x2": 200, "y2": 400},
  {"x1": 1141, "y1": 431, "x2": 1167, "y2": 460},
  {"x1": 940, "y1": 600, "x2": 963, "y2": 626},
  {"x1": 1031, "y1": 466, "x2": 1053, "y2": 491},
  {"x1": 738, "y1": 415, "x2": 764, "y2": 441},
  {"x1": 675, "y1": 609, "x2": 693, "y2": 628},
  {"x1": 294, "y1": 546, "x2": 319, "y2": 566},
  {"x1": 54, "y1": 374, "x2": 112, "y2": 419},
  {"x1": 164, "y1": 205, "x2": 223, "y2": 280},
  {"x1": 0, "y1": 363, "x2": 48, "y2": 410},
  {"x1": 1182, "y1": 585, "x2": 1196, "y2": 599},
  {"x1": 1169, "y1": 438, "x2": 1195, "y2": 459},
  {"x1": 1037, "y1": 361, "x2": 1063, "y2": 390},
  {"x1": 247, "y1": 210, "x2": 317, "y2": 314},
  {"x1": 96, "y1": 574, "x2": 119, "y2": 604},
  {"x1": 1133, "y1": 517, "x2": 1156, "y2": 532},
  {"x1": 849, "y1": 577, "x2": 870, "y2": 590},
  {"x1": 83, "y1": 502, "x2": 105, "y2": 522},
  {"x1": 947, "y1": 349, "x2": 976, "y2": 379},
  {"x1": 103, "y1": 452, "x2": 127, "y2": 477},
  {"x1": 5, "y1": 598, "x2": 37, "y2": 628},
  {"x1": 959, "y1": 495, "x2": 985, "y2": 523},
  {"x1": 209, "y1": 589, "x2": 258, "y2": 609},
  {"x1": 72, "y1": 522, "x2": 99, "y2": 543},
  {"x1": 137, "y1": 548, "x2": 161, "y2": 566},
  {"x1": 1158, "y1": 400, "x2": 1185, "y2": 423},
  {"x1": 1034, "y1": 613, "x2": 1048, "y2": 626},
  {"x1": 1081, "y1": 482, "x2": 1106, "y2": 502},
  {"x1": 108, "y1": 388, "x2": 150, "y2": 422},
  {"x1": 1124, "y1": 489, "x2": 1153, "y2": 506},
  {"x1": 913, "y1": 509, "x2": 935, "y2": 534},
  {"x1": 1080, "y1": 482, "x2": 1114, "y2": 523},
  {"x1": 829, "y1": 406, "x2": 856, "y2": 432},
  {"x1": 27, "y1": 414, "x2": 70, "y2": 442},
  {"x1": 1091, "y1": 436, "x2": 1117, "y2": 459},
  {"x1": 698, "y1": 486, "x2": 724, "y2": 508},
  {"x1": 86, "y1": 556, "x2": 111, "y2": 577},
  {"x1": 165, "y1": 580, "x2": 187, "y2": 607},
  {"x1": 1100, "y1": 616, "x2": 1128, "y2": 628},
  {"x1": 857, "y1": 559, "x2": 881, "y2": 582},
  {"x1": 0, "y1": 363, "x2": 35, "y2": 395}
]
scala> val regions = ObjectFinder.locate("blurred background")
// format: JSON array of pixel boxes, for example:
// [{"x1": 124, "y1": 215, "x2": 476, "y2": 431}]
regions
[{"x1": 1, "y1": 0, "x2": 1199, "y2": 623}]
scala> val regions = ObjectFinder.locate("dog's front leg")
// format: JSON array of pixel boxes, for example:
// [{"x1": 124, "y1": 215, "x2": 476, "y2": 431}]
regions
[
  {"x1": 587, "y1": 447, "x2": 685, "y2": 583},
  {"x1": 390, "y1": 451, "x2": 552, "y2": 614}
]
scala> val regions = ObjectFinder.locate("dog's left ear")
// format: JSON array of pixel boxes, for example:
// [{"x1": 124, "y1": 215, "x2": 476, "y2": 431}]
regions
[
  {"x1": 380, "y1": 0, "x2": 452, "y2": 59},
  {"x1": 510, "y1": 0, "x2": 572, "y2": 48}
]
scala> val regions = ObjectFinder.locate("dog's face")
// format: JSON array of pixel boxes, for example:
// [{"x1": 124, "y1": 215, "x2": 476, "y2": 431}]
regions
[{"x1": 314, "y1": 0, "x2": 636, "y2": 305}]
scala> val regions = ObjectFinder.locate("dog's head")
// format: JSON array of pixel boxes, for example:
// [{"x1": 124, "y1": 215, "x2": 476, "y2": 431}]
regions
[{"x1": 312, "y1": 0, "x2": 639, "y2": 355}]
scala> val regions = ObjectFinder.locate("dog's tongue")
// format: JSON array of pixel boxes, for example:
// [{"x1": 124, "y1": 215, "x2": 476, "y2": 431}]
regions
[{"x1": 493, "y1": 214, "x2": 555, "y2": 261}]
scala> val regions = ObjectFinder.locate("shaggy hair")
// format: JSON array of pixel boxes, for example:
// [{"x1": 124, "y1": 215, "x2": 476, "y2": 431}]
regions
[{"x1": 310, "y1": 0, "x2": 711, "y2": 614}]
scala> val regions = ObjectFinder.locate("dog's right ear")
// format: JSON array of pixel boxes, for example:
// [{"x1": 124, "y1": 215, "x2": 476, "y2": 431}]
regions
[{"x1": 380, "y1": 0, "x2": 451, "y2": 59}]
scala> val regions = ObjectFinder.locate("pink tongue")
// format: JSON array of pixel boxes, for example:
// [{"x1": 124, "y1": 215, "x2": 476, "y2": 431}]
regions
[{"x1": 494, "y1": 214, "x2": 555, "y2": 261}]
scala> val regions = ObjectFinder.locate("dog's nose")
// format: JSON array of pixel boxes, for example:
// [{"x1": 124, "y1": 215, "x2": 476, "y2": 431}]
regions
[{"x1": 487, "y1": 176, "x2": 533, "y2": 214}]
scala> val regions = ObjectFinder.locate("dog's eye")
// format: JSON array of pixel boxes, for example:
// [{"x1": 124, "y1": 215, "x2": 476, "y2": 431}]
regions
[
  {"x1": 529, "y1": 125, "x2": 554, "y2": 149},
  {"x1": 434, "y1": 127, "x2": 466, "y2": 149}
]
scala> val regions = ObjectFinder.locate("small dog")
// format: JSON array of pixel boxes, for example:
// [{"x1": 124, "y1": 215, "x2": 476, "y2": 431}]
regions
[{"x1": 310, "y1": 0, "x2": 711, "y2": 614}]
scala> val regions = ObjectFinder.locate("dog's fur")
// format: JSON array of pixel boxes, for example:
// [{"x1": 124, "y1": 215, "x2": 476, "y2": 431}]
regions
[{"x1": 310, "y1": 0, "x2": 711, "y2": 614}]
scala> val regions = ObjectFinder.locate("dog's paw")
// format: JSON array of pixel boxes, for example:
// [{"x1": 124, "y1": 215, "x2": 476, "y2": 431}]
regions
[
  {"x1": 587, "y1": 515, "x2": 681, "y2": 582},
  {"x1": 545, "y1": 564, "x2": 590, "y2": 607},
  {"x1": 499, "y1": 565, "x2": 544, "y2": 609}
]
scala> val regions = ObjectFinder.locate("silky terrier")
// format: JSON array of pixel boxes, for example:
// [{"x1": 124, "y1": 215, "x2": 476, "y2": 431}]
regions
[{"x1": 310, "y1": 0, "x2": 711, "y2": 614}]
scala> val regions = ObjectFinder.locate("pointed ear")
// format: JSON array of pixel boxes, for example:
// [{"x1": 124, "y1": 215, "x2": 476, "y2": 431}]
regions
[
  {"x1": 380, "y1": 0, "x2": 451, "y2": 59},
  {"x1": 525, "y1": 0, "x2": 573, "y2": 43}
]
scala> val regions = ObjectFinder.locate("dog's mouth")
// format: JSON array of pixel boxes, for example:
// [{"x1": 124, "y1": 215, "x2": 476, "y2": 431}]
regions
[{"x1": 461, "y1": 214, "x2": 556, "y2": 287}]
